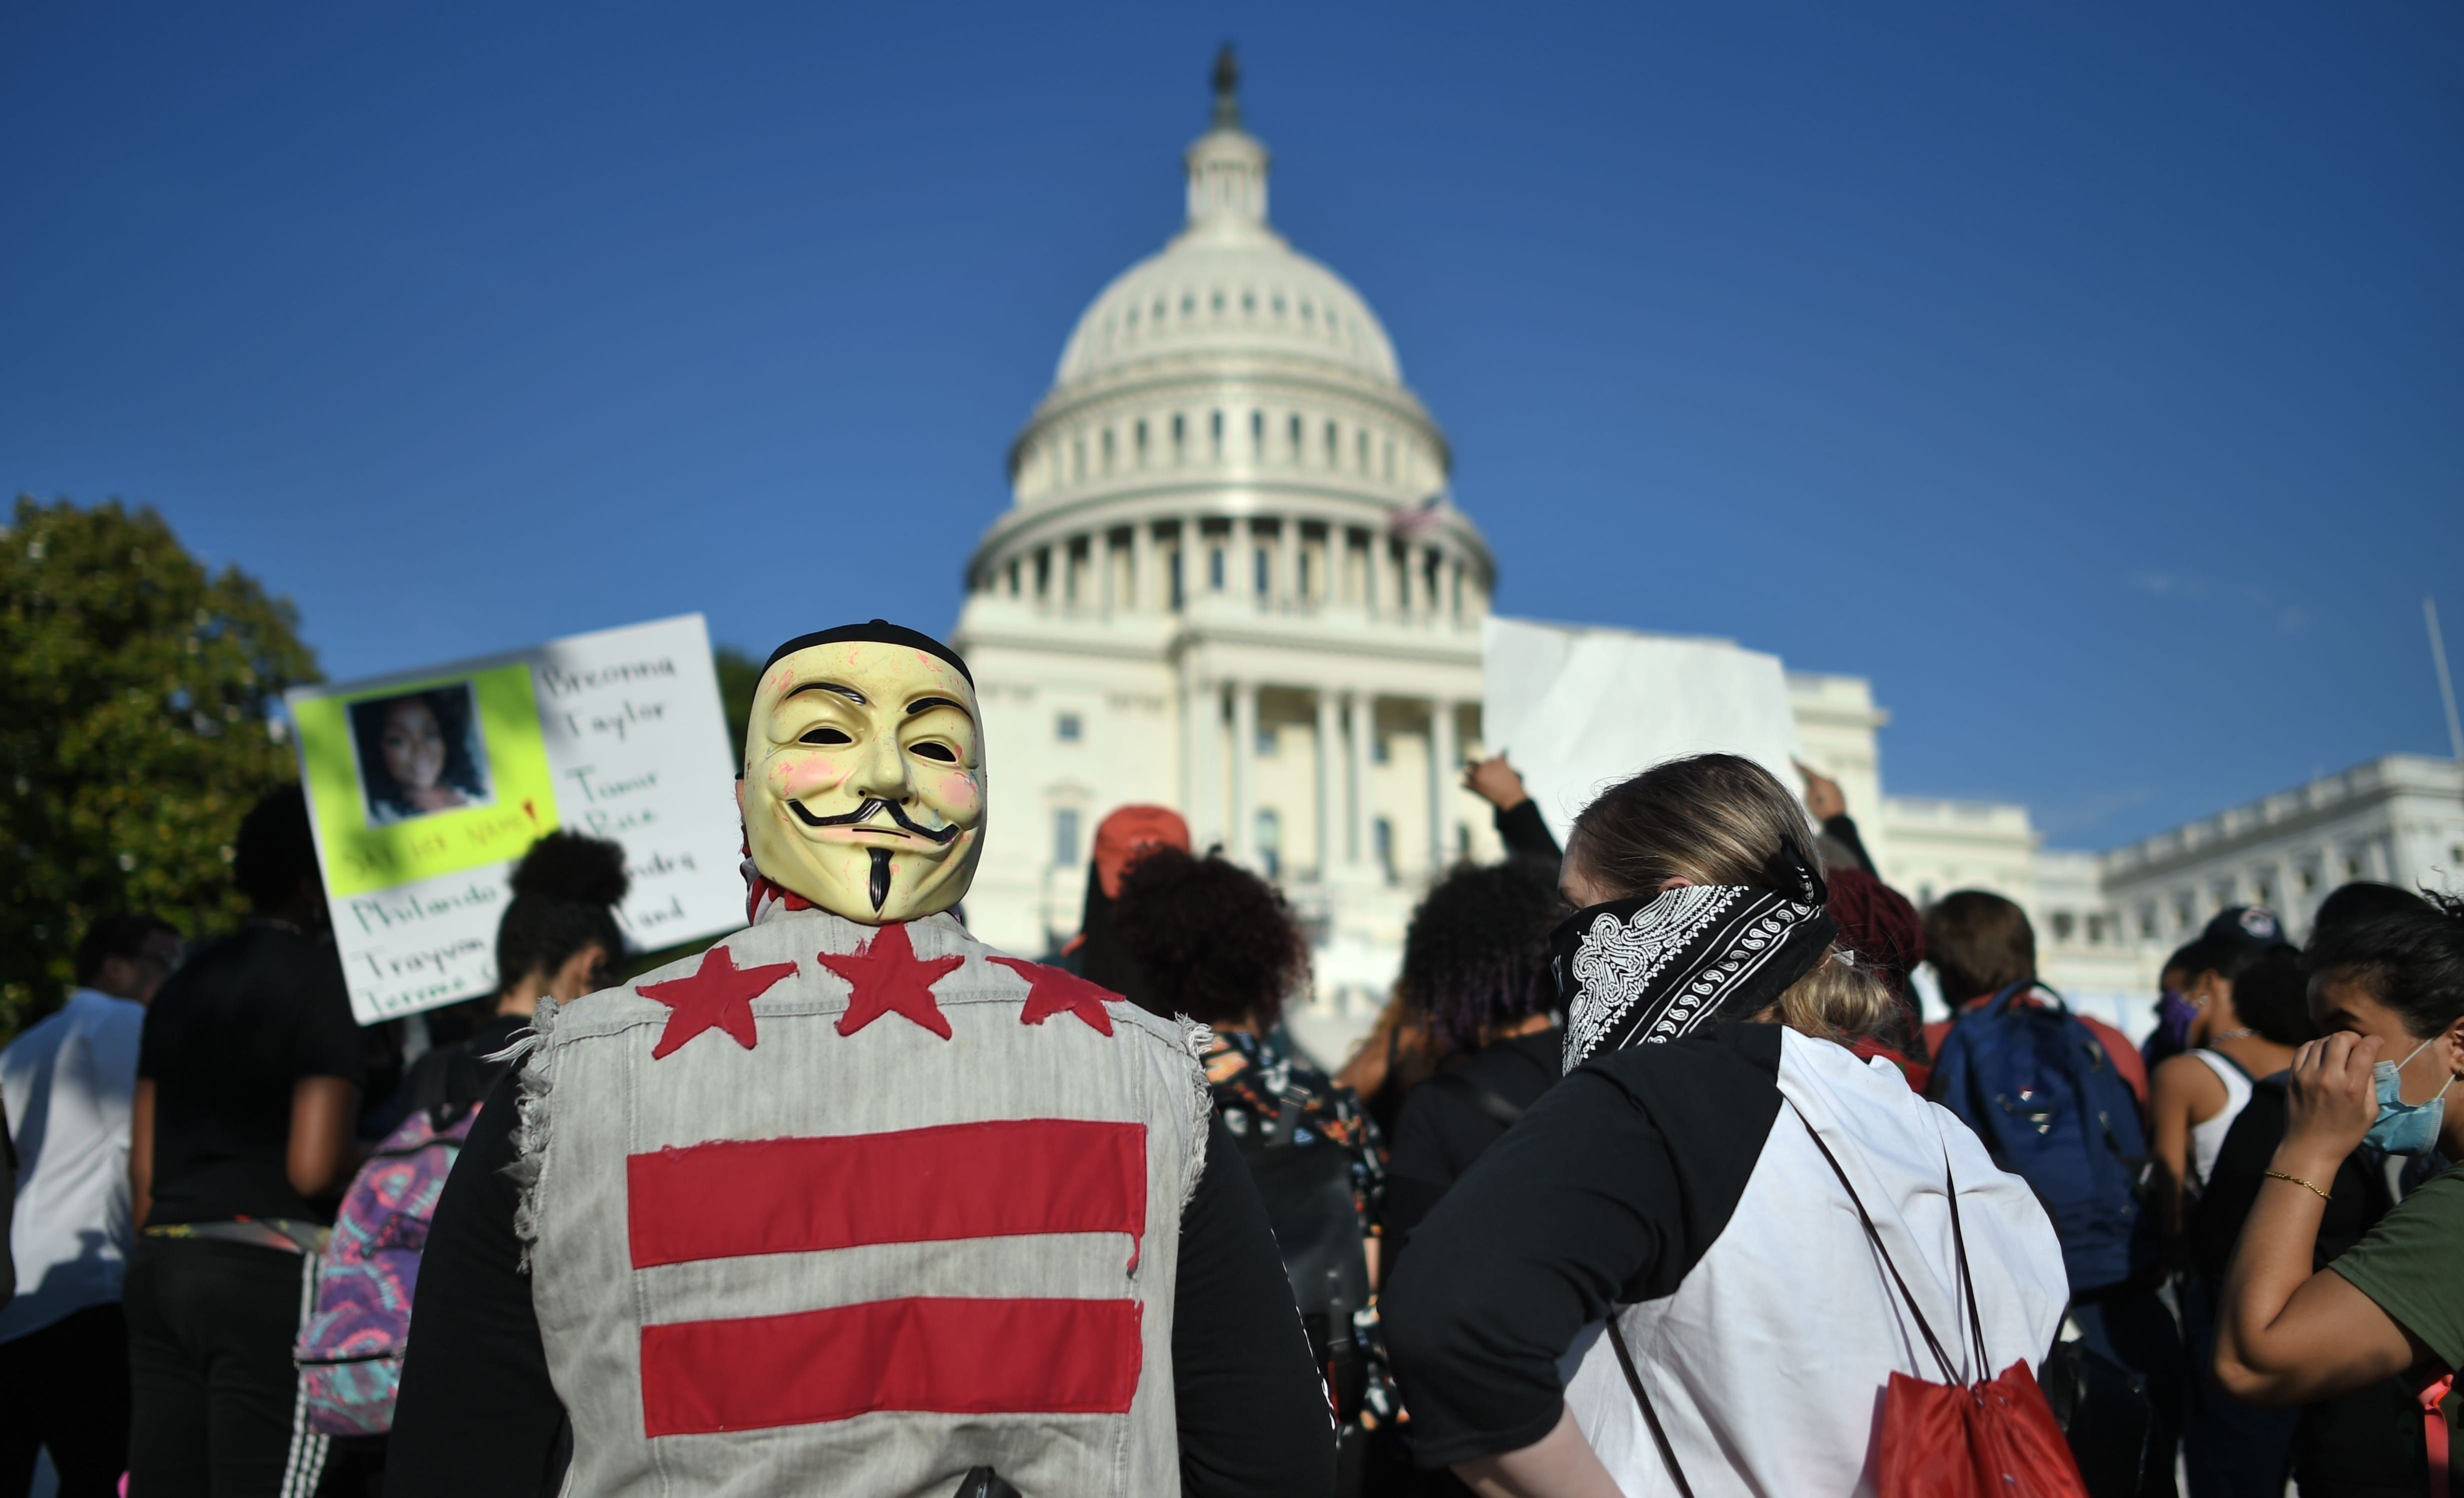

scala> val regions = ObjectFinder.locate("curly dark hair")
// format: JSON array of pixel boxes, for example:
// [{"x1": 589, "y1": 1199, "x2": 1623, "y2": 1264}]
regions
[
  {"x1": 495, "y1": 832, "x2": 630, "y2": 991},
  {"x1": 1109, "y1": 847, "x2": 1309, "y2": 1028},
  {"x1": 1401, "y1": 858, "x2": 1567, "y2": 1055}
]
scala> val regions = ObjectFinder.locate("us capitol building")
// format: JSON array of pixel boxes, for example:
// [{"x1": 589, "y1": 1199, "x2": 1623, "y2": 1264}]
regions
[{"x1": 950, "y1": 56, "x2": 2464, "y2": 1060}]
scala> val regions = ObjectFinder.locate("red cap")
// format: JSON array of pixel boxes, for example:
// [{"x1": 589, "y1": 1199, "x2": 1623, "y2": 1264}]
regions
[{"x1": 1094, "y1": 805, "x2": 1192, "y2": 898}]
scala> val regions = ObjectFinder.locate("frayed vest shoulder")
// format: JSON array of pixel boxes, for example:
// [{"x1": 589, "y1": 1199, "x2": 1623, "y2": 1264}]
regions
[{"x1": 506, "y1": 905, "x2": 1212, "y2": 1498}]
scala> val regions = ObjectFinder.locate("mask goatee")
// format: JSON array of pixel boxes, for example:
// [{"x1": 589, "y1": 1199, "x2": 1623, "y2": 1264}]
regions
[{"x1": 869, "y1": 848, "x2": 892, "y2": 914}]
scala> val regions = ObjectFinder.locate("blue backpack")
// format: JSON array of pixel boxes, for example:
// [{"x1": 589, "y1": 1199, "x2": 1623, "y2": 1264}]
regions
[{"x1": 1932, "y1": 983, "x2": 2150, "y2": 1294}]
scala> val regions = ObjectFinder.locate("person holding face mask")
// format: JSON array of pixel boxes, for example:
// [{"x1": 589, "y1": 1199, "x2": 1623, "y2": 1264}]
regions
[
  {"x1": 2215, "y1": 892, "x2": 2464, "y2": 1494},
  {"x1": 2188, "y1": 882, "x2": 2448, "y2": 1497},
  {"x1": 388, "y1": 622, "x2": 1331, "y2": 1498}
]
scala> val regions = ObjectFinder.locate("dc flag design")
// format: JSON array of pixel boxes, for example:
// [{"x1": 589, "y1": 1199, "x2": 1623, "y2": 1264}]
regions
[{"x1": 626, "y1": 1118, "x2": 1150, "y2": 1436}]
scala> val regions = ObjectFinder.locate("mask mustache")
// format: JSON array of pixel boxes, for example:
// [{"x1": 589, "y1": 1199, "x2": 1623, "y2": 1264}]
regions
[{"x1": 786, "y1": 796, "x2": 962, "y2": 845}]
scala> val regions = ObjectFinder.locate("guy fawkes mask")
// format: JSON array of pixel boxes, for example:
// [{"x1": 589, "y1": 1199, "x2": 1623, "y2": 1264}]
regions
[{"x1": 738, "y1": 625, "x2": 984, "y2": 924}]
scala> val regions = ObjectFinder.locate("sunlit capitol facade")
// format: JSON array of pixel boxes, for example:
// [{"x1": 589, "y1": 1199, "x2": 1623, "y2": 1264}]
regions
[{"x1": 950, "y1": 63, "x2": 2230, "y2": 1055}]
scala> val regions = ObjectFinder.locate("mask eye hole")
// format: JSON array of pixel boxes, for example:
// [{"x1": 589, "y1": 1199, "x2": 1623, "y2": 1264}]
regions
[
  {"x1": 798, "y1": 727, "x2": 853, "y2": 746},
  {"x1": 910, "y1": 741, "x2": 958, "y2": 764}
]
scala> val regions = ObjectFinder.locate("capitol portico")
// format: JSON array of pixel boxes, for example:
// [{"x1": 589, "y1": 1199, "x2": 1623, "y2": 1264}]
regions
[{"x1": 953, "y1": 54, "x2": 1506, "y2": 1047}]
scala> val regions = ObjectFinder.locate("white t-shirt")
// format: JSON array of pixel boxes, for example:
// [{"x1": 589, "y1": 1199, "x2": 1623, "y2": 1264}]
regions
[{"x1": 1, "y1": 988, "x2": 146, "y2": 1340}]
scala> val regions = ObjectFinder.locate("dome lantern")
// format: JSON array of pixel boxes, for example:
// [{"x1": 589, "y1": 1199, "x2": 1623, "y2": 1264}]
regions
[{"x1": 1184, "y1": 45, "x2": 1270, "y2": 237}]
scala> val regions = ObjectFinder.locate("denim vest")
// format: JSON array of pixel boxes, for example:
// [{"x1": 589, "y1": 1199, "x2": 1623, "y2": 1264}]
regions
[{"x1": 510, "y1": 904, "x2": 1210, "y2": 1497}]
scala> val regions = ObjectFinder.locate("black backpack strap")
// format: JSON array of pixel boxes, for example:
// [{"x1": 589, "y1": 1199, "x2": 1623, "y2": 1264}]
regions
[
  {"x1": 1426, "y1": 1069, "x2": 1528, "y2": 1128},
  {"x1": 1604, "y1": 1317, "x2": 1696, "y2": 1498}
]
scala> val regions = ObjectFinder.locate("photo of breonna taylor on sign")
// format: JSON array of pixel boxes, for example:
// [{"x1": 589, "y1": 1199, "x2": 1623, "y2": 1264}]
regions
[
  {"x1": 350, "y1": 683, "x2": 493, "y2": 825},
  {"x1": 383, "y1": 620, "x2": 1340, "y2": 1498}
]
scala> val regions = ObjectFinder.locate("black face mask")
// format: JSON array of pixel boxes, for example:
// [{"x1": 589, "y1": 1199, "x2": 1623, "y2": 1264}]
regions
[{"x1": 1551, "y1": 837, "x2": 1836, "y2": 1068}]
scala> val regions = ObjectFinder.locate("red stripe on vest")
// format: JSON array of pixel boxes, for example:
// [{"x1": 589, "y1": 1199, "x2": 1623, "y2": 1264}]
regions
[
  {"x1": 626, "y1": 1119, "x2": 1147, "y2": 1269},
  {"x1": 640, "y1": 1296, "x2": 1142, "y2": 1435}
]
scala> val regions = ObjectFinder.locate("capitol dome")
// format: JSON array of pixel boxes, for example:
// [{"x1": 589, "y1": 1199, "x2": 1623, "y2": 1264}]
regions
[
  {"x1": 975, "y1": 49, "x2": 1476, "y2": 563},
  {"x1": 1051, "y1": 183, "x2": 1404, "y2": 389}
]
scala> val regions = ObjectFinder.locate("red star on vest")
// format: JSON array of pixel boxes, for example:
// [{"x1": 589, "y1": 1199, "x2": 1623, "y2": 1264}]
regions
[
  {"x1": 818, "y1": 922, "x2": 965, "y2": 1040},
  {"x1": 988, "y1": 956, "x2": 1116, "y2": 1036},
  {"x1": 638, "y1": 945, "x2": 798, "y2": 1060}
]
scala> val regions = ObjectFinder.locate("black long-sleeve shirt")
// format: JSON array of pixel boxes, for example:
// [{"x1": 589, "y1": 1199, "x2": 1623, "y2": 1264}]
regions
[
  {"x1": 1382, "y1": 1025, "x2": 1782, "y2": 1467},
  {"x1": 1492, "y1": 800, "x2": 1561, "y2": 868},
  {"x1": 1380, "y1": 1030, "x2": 1562, "y2": 1279},
  {"x1": 389, "y1": 1075, "x2": 1334, "y2": 1498}
]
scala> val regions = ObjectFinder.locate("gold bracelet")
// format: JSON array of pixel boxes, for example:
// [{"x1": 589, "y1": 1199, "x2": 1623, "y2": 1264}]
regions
[{"x1": 2264, "y1": 1169, "x2": 2330, "y2": 1201}]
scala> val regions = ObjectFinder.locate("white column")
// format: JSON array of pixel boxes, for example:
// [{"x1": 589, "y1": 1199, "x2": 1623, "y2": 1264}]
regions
[
  {"x1": 1314, "y1": 688, "x2": 1340, "y2": 879},
  {"x1": 1097, "y1": 532, "x2": 1116, "y2": 615},
  {"x1": 1132, "y1": 522, "x2": 1156, "y2": 614},
  {"x1": 1230, "y1": 680, "x2": 1259, "y2": 864},
  {"x1": 1345, "y1": 691, "x2": 1372, "y2": 871},
  {"x1": 1276, "y1": 519, "x2": 1295, "y2": 612},
  {"x1": 1428, "y1": 699, "x2": 1458, "y2": 872},
  {"x1": 1181, "y1": 670, "x2": 1208, "y2": 843},
  {"x1": 1237, "y1": 517, "x2": 1258, "y2": 606}
]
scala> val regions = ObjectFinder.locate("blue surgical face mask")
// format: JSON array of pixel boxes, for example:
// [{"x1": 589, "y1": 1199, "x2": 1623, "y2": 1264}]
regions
[{"x1": 2364, "y1": 1035, "x2": 2457, "y2": 1156}]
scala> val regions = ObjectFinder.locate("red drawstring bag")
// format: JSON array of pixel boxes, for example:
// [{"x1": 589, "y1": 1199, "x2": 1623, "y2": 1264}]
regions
[
  {"x1": 1816, "y1": 1122, "x2": 2088, "y2": 1498},
  {"x1": 1875, "y1": 1358, "x2": 2085, "y2": 1497},
  {"x1": 1608, "y1": 1113, "x2": 2088, "y2": 1498}
]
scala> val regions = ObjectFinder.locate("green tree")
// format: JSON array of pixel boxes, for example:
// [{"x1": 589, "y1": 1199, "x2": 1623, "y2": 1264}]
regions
[
  {"x1": 1, "y1": 497, "x2": 321, "y2": 1043},
  {"x1": 714, "y1": 645, "x2": 760, "y2": 765}
]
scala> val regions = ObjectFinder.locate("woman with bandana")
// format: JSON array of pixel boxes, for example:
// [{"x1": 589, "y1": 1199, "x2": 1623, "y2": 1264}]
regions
[
  {"x1": 2216, "y1": 892, "x2": 2464, "y2": 1496},
  {"x1": 1381, "y1": 753, "x2": 2068, "y2": 1496}
]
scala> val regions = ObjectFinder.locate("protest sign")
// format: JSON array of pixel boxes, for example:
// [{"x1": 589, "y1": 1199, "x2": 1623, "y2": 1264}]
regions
[
  {"x1": 1482, "y1": 615, "x2": 1805, "y2": 847},
  {"x1": 288, "y1": 615, "x2": 742, "y2": 1024}
]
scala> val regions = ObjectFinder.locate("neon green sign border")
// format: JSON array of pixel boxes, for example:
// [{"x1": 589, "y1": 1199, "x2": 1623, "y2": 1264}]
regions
[{"x1": 294, "y1": 661, "x2": 560, "y2": 898}]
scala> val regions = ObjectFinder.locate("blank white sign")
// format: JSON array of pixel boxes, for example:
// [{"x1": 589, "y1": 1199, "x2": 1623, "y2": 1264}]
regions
[{"x1": 1482, "y1": 615, "x2": 1806, "y2": 849}]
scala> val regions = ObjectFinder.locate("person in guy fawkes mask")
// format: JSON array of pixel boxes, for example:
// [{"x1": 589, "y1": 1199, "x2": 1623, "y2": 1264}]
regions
[{"x1": 389, "y1": 622, "x2": 1332, "y2": 1498}]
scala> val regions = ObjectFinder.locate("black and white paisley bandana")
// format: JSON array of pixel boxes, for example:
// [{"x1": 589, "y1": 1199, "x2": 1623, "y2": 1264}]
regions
[{"x1": 1552, "y1": 838, "x2": 1836, "y2": 1069}]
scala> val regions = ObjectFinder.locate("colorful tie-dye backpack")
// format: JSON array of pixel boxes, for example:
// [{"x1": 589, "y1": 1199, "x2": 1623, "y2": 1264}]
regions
[{"x1": 292, "y1": 1101, "x2": 480, "y2": 1435}]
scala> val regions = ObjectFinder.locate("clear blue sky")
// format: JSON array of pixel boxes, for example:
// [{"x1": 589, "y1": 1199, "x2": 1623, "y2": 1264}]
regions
[{"x1": 6, "y1": 3, "x2": 2459, "y2": 849}]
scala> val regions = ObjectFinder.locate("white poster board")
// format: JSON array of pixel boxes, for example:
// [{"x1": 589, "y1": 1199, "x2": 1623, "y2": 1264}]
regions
[
  {"x1": 286, "y1": 615, "x2": 743, "y2": 1024},
  {"x1": 1482, "y1": 615, "x2": 1806, "y2": 847}
]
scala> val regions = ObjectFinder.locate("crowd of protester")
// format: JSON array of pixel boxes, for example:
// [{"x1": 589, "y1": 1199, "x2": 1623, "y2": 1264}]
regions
[
  {"x1": 4, "y1": 751, "x2": 2460, "y2": 1497},
  {"x1": 2, "y1": 790, "x2": 634, "y2": 1496}
]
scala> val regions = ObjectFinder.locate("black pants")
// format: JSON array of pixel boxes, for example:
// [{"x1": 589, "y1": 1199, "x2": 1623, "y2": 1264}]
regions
[
  {"x1": 0, "y1": 1302, "x2": 131, "y2": 1498},
  {"x1": 124, "y1": 1236, "x2": 328, "y2": 1498},
  {"x1": 2070, "y1": 1286, "x2": 2188, "y2": 1498}
]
